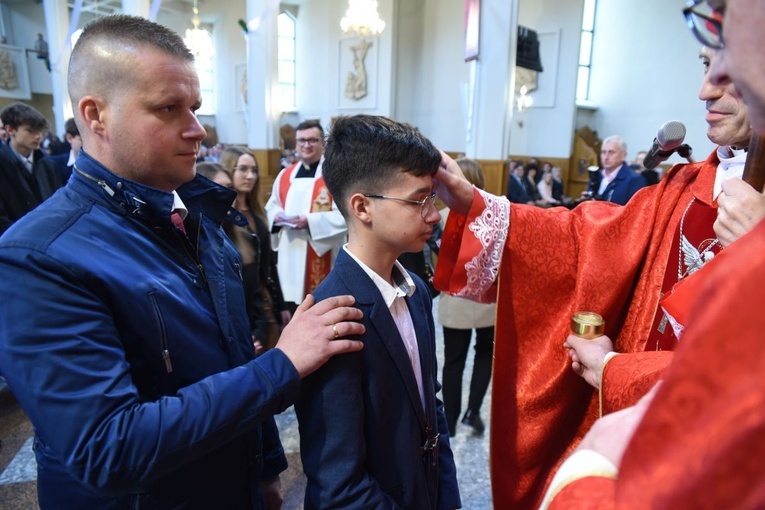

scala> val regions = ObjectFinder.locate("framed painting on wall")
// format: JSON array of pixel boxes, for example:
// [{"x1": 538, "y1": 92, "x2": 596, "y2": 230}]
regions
[
  {"x1": 464, "y1": 0, "x2": 480, "y2": 61},
  {"x1": 0, "y1": 45, "x2": 31, "y2": 100}
]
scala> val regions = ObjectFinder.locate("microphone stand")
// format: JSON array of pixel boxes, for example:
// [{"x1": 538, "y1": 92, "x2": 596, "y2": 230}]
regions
[{"x1": 676, "y1": 144, "x2": 695, "y2": 164}]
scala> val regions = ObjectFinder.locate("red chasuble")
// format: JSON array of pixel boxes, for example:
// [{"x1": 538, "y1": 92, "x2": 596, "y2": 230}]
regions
[
  {"x1": 548, "y1": 218, "x2": 765, "y2": 508},
  {"x1": 278, "y1": 163, "x2": 334, "y2": 296},
  {"x1": 434, "y1": 151, "x2": 720, "y2": 510}
]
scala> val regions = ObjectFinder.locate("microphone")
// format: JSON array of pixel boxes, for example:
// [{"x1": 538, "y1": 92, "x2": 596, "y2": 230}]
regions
[{"x1": 643, "y1": 121, "x2": 687, "y2": 170}]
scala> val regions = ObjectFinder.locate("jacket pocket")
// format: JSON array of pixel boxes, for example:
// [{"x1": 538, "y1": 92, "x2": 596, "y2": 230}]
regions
[{"x1": 149, "y1": 291, "x2": 172, "y2": 373}]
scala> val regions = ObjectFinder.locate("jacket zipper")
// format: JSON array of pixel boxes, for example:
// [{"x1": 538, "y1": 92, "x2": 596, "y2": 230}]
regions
[{"x1": 149, "y1": 291, "x2": 173, "y2": 373}]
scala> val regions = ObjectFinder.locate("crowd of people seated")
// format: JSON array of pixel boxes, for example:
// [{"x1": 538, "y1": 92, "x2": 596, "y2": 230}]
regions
[{"x1": 506, "y1": 157, "x2": 571, "y2": 207}]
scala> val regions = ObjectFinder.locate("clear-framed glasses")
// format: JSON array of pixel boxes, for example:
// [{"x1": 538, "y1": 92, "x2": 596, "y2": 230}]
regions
[
  {"x1": 296, "y1": 137, "x2": 322, "y2": 146},
  {"x1": 684, "y1": 0, "x2": 724, "y2": 49},
  {"x1": 363, "y1": 191, "x2": 437, "y2": 218},
  {"x1": 234, "y1": 165, "x2": 259, "y2": 175}
]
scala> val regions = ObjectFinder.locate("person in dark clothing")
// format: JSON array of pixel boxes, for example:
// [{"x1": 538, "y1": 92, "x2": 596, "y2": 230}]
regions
[
  {"x1": 220, "y1": 147, "x2": 292, "y2": 351},
  {"x1": 0, "y1": 102, "x2": 63, "y2": 235}
]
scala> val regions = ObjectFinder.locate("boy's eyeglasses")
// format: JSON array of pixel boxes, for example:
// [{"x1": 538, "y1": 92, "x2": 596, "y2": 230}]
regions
[
  {"x1": 363, "y1": 191, "x2": 437, "y2": 218},
  {"x1": 684, "y1": 0, "x2": 724, "y2": 49}
]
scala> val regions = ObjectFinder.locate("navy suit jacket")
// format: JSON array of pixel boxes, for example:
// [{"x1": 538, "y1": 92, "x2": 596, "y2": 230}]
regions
[
  {"x1": 49, "y1": 152, "x2": 73, "y2": 183},
  {"x1": 587, "y1": 162, "x2": 646, "y2": 205},
  {"x1": 295, "y1": 249, "x2": 461, "y2": 509},
  {"x1": 507, "y1": 173, "x2": 531, "y2": 203}
]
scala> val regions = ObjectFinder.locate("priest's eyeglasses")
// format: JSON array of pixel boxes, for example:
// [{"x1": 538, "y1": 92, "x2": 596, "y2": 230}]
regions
[
  {"x1": 684, "y1": 0, "x2": 724, "y2": 50},
  {"x1": 363, "y1": 191, "x2": 437, "y2": 218}
]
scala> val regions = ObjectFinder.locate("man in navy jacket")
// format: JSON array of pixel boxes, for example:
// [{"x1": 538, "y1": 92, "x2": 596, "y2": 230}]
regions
[
  {"x1": 586, "y1": 135, "x2": 647, "y2": 205},
  {"x1": 0, "y1": 15, "x2": 364, "y2": 509}
]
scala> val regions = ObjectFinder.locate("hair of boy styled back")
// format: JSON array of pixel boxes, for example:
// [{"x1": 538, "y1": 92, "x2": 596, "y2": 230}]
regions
[
  {"x1": 323, "y1": 115, "x2": 441, "y2": 218},
  {"x1": 456, "y1": 157, "x2": 485, "y2": 190},
  {"x1": 0, "y1": 102, "x2": 48, "y2": 132}
]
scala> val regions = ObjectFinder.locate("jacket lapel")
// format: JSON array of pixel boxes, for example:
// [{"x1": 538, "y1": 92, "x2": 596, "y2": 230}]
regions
[{"x1": 334, "y1": 251, "x2": 428, "y2": 426}]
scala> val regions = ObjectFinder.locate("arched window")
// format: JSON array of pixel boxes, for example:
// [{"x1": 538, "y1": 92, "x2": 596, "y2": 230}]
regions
[{"x1": 278, "y1": 11, "x2": 297, "y2": 111}]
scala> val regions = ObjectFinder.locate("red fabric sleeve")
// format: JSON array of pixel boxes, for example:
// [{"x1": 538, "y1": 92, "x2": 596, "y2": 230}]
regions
[
  {"x1": 548, "y1": 476, "x2": 616, "y2": 510},
  {"x1": 600, "y1": 352, "x2": 672, "y2": 415}
]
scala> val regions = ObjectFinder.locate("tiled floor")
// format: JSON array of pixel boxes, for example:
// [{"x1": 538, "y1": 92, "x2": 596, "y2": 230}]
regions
[{"x1": 0, "y1": 296, "x2": 492, "y2": 509}]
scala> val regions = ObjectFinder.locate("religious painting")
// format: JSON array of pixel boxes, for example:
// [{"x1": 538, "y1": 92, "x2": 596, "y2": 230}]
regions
[
  {"x1": 464, "y1": 0, "x2": 480, "y2": 62},
  {"x1": 0, "y1": 45, "x2": 31, "y2": 100},
  {"x1": 338, "y1": 37, "x2": 378, "y2": 110}
]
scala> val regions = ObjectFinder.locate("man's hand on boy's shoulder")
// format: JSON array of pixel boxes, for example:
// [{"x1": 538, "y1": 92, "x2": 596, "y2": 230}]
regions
[{"x1": 275, "y1": 294, "x2": 365, "y2": 378}]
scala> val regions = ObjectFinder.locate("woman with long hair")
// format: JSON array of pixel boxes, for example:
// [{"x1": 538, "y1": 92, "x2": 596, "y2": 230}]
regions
[
  {"x1": 217, "y1": 148, "x2": 291, "y2": 351},
  {"x1": 437, "y1": 157, "x2": 496, "y2": 436}
]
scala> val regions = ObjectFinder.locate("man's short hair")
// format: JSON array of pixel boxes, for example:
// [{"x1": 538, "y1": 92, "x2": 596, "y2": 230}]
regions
[
  {"x1": 296, "y1": 119, "x2": 324, "y2": 137},
  {"x1": 63, "y1": 118, "x2": 79, "y2": 138},
  {"x1": 68, "y1": 15, "x2": 193, "y2": 109},
  {"x1": 602, "y1": 135, "x2": 628, "y2": 154},
  {"x1": 323, "y1": 115, "x2": 441, "y2": 218},
  {"x1": 0, "y1": 102, "x2": 48, "y2": 132}
]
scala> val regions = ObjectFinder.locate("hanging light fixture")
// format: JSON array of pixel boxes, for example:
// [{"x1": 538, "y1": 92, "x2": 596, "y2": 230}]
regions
[
  {"x1": 183, "y1": 0, "x2": 213, "y2": 59},
  {"x1": 340, "y1": 0, "x2": 386, "y2": 38}
]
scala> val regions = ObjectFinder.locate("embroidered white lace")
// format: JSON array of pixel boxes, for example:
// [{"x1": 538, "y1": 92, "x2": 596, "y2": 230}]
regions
[{"x1": 455, "y1": 189, "x2": 510, "y2": 302}]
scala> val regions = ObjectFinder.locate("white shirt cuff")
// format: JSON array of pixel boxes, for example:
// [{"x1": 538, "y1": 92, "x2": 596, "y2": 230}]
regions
[{"x1": 538, "y1": 449, "x2": 618, "y2": 510}]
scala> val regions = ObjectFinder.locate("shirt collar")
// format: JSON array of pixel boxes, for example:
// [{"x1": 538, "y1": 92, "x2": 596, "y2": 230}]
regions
[
  {"x1": 342, "y1": 245, "x2": 415, "y2": 307},
  {"x1": 172, "y1": 191, "x2": 188, "y2": 219},
  {"x1": 10, "y1": 145, "x2": 33, "y2": 168},
  {"x1": 713, "y1": 145, "x2": 747, "y2": 200}
]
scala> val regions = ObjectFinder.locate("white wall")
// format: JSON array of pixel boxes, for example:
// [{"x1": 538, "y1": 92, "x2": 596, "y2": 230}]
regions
[
  {"x1": 6, "y1": 2, "x2": 52, "y2": 96},
  {"x1": 292, "y1": 0, "x2": 396, "y2": 131},
  {"x1": 586, "y1": 0, "x2": 713, "y2": 163},
  {"x1": 508, "y1": 0, "x2": 584, "y2": 158}
]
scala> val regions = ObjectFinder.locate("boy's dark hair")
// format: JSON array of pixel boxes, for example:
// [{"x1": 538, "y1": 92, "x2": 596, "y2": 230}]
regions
[
  {"x1": 296, "y1": 119, "x2": 324, "y2": 137},
  {"x1": 323, "y1": 115, "x2": 440, "y2": 218},
  {"x1": 63, "y1": 118, "x2": 79, "y2": 138},
  {"x1": 0, "y1": 102, "x2": 48, "y2": 132}
]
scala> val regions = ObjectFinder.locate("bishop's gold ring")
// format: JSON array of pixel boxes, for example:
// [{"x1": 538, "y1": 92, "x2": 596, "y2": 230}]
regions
[{"x1": 332, "y1": 324, "x2": 340, "y2": 339}]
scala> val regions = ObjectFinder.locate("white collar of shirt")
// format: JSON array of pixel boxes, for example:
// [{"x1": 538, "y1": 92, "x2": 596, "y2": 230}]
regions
[
  {"x1": 342, "y1": 244, "x2": 425, "y2": 410},
  {"x1": 66, "y1": 150, "x2": 76, "y2": 167},
  {"x1": 598, "y1": 165, "x2": 622, "y2": 195},
  {"x1": 10, "y1": 146, "x2": 33, "y2": 172},
  {"x1": 713, "y1": 145, "x2": 747, "y2": 200},
  {"x1": 171, "y1": 191, "x2": 188, "y2": 220},
  {"x1": 342, "y1": 245, "x2": 415, "y2": 306}
]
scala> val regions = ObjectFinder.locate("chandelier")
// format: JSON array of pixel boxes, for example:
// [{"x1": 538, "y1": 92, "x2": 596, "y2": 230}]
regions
[
  {"x1": 183, "y1": 0, "x2": 213, "y2": 59},
  {"x1": 340, "y1": 0, "x2": 386, "y2": 38}
]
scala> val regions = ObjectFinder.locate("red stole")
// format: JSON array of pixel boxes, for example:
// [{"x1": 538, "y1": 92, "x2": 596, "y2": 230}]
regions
[{"x1": 279, "y1": 163, "x2": 334, "y2": 296}]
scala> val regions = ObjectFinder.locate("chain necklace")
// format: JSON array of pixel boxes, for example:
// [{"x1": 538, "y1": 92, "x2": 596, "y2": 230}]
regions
[{"x1": 677, "y1": 197, "x2": 720, "y2": 281}]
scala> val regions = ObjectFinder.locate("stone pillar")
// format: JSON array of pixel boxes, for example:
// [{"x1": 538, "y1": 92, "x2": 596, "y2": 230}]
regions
[
  {"x1": 245, "y1": 0, "x2": 279, "y2": 151},
  {"x1": 464, "y1": 0, "x2": 518, "y2": 160},
  {"x1": 42, "y1": 0, "x2": 72, "y2": 137}
]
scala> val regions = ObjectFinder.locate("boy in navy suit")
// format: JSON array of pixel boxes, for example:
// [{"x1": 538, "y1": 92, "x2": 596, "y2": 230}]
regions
[{"x1": 295, "y1": 115, "x2": 461, "y2": 509}]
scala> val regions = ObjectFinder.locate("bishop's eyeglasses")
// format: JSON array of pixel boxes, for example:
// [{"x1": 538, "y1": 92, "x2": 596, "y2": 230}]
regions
[{"x1": 684, "y1": 0, "x2": 724, "y2": 50}]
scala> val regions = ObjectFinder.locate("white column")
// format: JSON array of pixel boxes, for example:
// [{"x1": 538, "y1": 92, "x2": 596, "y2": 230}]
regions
[
  {"x1": 464, "y1": 0, "x2": 518, "y2": 160},
  {"x1": 42, "y1": 0, "x2": 71, "y2": 137},
  {"x1": 245, "y1": 0, "x2": 279, "y2": 150},
  {"x1": 122, "y1": 0, "x2": 151, "y2": 18}
]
